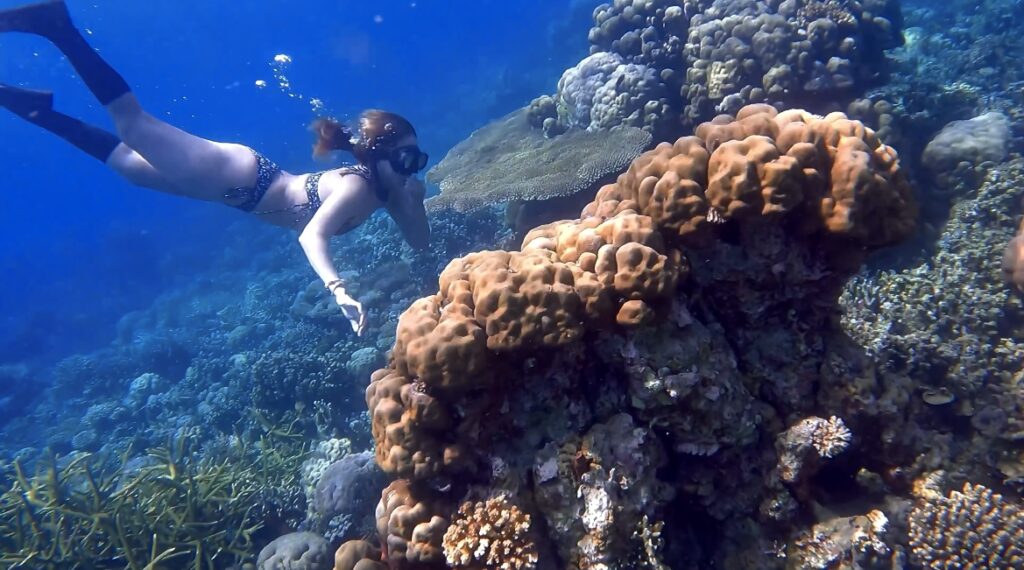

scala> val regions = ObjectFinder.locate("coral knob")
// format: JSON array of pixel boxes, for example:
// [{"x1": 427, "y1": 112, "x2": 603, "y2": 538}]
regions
[{"x1": 1001, "y1": 234, "x2": 1024, "y2": 291}]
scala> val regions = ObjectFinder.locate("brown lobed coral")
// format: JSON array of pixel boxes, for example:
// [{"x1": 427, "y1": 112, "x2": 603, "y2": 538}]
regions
[
  {"x1": 584, "y1": 104, "x2": 916, "y2": 249},
  {"x1": 333, "y1": 540, "x2": 386, "y2": 570},
  {"x1": 375, "y1": 480, "x2": 451, "y2": 569},
  {"x1": 367, "y1": 212, "x2": 681, "y2": 480},
  {"x1": 1003, "y1": 220, "x2": 1024, "y2": 293}
]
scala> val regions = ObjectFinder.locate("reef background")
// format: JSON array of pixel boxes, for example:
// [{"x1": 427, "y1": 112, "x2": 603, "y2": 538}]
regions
[{"x1": 1, "y1": 0, "x2": 1023, "y2": 569}]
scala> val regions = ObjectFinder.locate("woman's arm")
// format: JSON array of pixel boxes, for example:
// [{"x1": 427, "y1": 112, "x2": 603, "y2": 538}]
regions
[
  {"x1": 387, "y1": 178, "x2": 430, "y2": 249},
  {"x1": 298, "y1": 177, "x2": 375, "y2": 334}
]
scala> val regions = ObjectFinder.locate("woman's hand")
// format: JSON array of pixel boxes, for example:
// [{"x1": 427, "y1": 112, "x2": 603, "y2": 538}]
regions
[
  {"x1": 333, "y1": 287, "x2": 366, "y2": 335},
  {"x1": 403, "y1": 176, "x2": 426, "y2": 201}
]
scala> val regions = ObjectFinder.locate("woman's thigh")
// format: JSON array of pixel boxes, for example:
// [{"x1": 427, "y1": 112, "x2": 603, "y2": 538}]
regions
[
  {"x1": 107, "y1": 95, "x2": 258, "y2": 197},
  {"x1": 105, "y1": 143, "x2": 180, "y2": 194}
]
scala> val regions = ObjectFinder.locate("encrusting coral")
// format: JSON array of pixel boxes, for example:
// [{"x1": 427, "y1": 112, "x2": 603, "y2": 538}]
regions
[{"x1": 335, "y1": 104, "x2": 923, "y2": 569}]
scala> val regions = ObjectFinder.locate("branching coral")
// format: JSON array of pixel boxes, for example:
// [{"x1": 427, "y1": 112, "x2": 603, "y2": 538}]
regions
[
  {"x1": 442, "y1": 494, "x2": 538, "y2": 570},
  {"x1": 908, "y1": 481, "x2": 1024, "y2": 569}
]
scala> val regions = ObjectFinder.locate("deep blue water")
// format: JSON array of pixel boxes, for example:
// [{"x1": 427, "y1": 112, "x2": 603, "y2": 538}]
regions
[{"x1": 0, "y1": 0, "x2": 588, "y2": 366}]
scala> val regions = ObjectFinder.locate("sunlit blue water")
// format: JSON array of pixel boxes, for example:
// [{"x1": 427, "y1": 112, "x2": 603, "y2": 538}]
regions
[{"x1": 0, "y1": 0, "x2": 588, "y2": 366}]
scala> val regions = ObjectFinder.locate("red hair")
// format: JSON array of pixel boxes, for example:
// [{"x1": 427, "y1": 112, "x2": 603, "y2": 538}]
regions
[{"x1": 311, "y1": 109, "x2": 417, "y2": 164}]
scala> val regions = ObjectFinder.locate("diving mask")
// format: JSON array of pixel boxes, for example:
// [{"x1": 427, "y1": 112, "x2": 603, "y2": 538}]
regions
[{"x1": 389, "y1": 145, "x2": 428, "y2": 176}]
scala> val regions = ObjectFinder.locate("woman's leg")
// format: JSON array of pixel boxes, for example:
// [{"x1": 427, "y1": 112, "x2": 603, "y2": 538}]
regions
[
  {"x1": 0, "y1": 83, "x2": 177, "y2": 192},
  {"x1": 104, "y1": 94, "x2": 258, "y2": 194},
  {"x1": 0, "y1": 0, "x2": 259, "y2": 196}
]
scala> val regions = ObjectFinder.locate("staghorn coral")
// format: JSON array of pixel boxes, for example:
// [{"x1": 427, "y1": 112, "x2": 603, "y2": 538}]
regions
[
  {"x1": 442, "y1": 494, "x2": 538, "y2": 570},
  {"x1": 425, "y1": 108, "x2": 651, "y2": 214},
  {"x1": 0, "y1": 429, "x2": 307, "y2": 570},
  {"x1": 908, "y1": 481, "x2": 1024, "y2": 569}
]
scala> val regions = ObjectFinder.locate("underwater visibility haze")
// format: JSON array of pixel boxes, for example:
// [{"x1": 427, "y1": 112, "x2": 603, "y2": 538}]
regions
[{"x1": 1, "y1": 0, "x2": 1023, "y2": 568}]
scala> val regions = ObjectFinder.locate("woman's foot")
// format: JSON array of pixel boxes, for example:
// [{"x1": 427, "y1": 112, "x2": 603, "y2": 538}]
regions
[
  {"x1": 0, "y1": 83, "x2": 53, "y2": 113},
  {"x1": 0, "y1": 0, "x2": 71, "y2": 37}
]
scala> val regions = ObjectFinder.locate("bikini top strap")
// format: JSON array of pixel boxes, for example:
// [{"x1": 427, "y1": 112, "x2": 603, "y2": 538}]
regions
[
  {"x1": 305, "y1": 171, "x2": 325, "y2": 211},
  {"x1": 338, "y1": 164, "x2": 388, "y2": 202}
]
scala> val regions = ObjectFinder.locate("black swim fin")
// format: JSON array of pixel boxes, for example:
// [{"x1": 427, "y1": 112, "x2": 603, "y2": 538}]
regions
[
  {"x1": 0, "y1": 82, "x2": 53, "y2": 114},
  {"x1": 0, "y1": 0, "x2": 129, "y2": 105},
  {"x1": 0, "y1": 82, "x2": 120, "y2": 163},
  {"x1": 0, "y1": 0, "x2": 71, "y2": 37}
]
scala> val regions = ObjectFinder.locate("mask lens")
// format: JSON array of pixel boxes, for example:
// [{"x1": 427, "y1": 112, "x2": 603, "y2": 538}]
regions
[{"x1": 393, "y1": 146, "x2": 427, "y2": 174}]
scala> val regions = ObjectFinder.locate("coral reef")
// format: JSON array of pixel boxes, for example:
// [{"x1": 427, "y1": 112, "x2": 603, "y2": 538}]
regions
[
  {"x1": 530, "y1": 0, "x2": 905, "y2": 136},
  {"x1": 5, "y1": 4, "x2": 1024, "y2": 568},
  {"x1": 843, "y1": 158, "x2": 1024, "y2": 459},
  {"x1": 337, "y1": 105, "x2": 933, "y2": 568},
  {"x1": 0, "y1": 430, "x2": 305, "y2": 569}
]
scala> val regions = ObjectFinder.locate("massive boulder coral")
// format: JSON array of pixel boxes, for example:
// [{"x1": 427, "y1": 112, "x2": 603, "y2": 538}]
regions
[
  {"x1": 337, "y1": 106, "x2": 926, "y2": 569},
  {"x1": 586, "y1": 104, "x2": 916, "y2": 251},
  {"x1": 683, "y1": 0, "x2": 903, "y2": 121},
  {"x1": 367, "y1": 212, "x2": 681, "y2": 481},
  {"x1": 540, "y1": 52, "x2": 676, "y2": 137}
]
